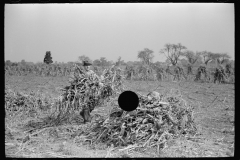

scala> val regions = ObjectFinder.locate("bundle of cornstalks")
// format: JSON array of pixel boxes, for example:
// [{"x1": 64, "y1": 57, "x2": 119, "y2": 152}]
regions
[
  {"x1": 213, "y1": 67, "x2": 228, "y2": 84},
  {"x1": 5, "y1": 88, "x2": 54, "y2": 118},
  {"x1": 77, "y1": 89, "x2": 197, "y2": 152},
  {"x1": 27, "y1": 64, "x2": 124, "y2": 127},
  {"x1": 59, "y1": 64, "x2": 124, "y2": 110},
  {"x1": 194, "y1": 66, "x2": 210, "y2": 82},
  {"x1": 5, "y1": 64, "x2": 125, "y2": 133},
  {"x1": 101, "y1": 66, "x2": 124, "y2": 95}
]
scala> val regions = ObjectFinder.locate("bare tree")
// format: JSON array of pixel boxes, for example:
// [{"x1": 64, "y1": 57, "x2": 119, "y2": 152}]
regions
[
  {"x1": 216, "y1": 53, "x2": 231, "y2": 65},
  {"x1": 93, "y1": 59, "x2": 101, "y2": 66},
  {"x1": 116, "y1": 56, "x2": 124, "y2": 66},
  {"x1": 182, "y1": 50, "x2": 200, "y2": 76},
  {"x1": 99, "y1": 57, "x2": 110, "y2": 68},
  {"x1": 137, "y1": 48, "x2": 154, "y2": 65},
  {"x1": 197, "y1": 51, "x2": 218, "y2": 66},
  {"x1": 160, "y1": 43, "x2": 187, "y2": 66},
  {"x1": 78, "y1": 55, "x2": 91, "y2": 63},
  {"x1": 183, "y1": 50, "x2": 199, "y2": 65}
]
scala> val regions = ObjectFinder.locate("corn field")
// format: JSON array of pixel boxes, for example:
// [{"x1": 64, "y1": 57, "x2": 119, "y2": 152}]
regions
[
  {"x1": 5, "y1": 64, "x2": 198, "y2": 157},
  {"x1": 5, "y1": 62, "x2": 234, "y2": 84},
  {"x1": 5, "y1": 63, "x2": 107, "y2": 77},
  {"x1": 5, "y1": 62, "x2": 235, "y2": 158}
]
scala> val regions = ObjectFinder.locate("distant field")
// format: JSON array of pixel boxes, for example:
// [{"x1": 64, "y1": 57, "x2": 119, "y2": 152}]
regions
[{"x1": 5, "y1": 75, "x2": 234, "y2": 157}]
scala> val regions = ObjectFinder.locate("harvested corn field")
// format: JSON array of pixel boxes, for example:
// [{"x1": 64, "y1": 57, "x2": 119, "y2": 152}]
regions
[{"x1": 5, "y1": 73, "x2": 234, "y2": 158}]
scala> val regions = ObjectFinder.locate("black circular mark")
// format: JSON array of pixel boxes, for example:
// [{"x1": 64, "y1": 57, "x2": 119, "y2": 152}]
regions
[{"x1": 118, "y1": 91, "x2": 139, "y2": 112}]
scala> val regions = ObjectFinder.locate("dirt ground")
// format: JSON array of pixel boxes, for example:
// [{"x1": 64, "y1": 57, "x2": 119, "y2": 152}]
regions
[{"x1": 5, "y1": 75, "x2": 235, "y2": 157}]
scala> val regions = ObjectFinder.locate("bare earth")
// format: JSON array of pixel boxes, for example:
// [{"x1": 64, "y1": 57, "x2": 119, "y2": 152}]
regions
[{"x1": 5, "y1": 75, "x2": 235, "y2": 158}]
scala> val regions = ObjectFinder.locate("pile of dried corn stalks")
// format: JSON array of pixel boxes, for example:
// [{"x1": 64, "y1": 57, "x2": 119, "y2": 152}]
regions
[
  {"x1": 5, "y1": 64, "x2": 125, "y2": 131},
  {"x1": 77, "y1": 89, "x2": 197, "y2": 152},
  {"x1": 5, "y1": 88, "x2": 54, "y2": 118},
  {"x1": 59, "y1": 64, "x2": 124, "y2": 111}
]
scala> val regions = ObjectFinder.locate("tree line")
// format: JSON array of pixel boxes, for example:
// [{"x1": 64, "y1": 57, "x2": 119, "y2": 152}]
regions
[{"x1": 5, "y1": 43, "x2": 234, "y2": 83}]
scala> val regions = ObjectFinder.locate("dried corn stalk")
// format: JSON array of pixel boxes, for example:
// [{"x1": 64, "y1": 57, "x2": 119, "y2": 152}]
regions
[{"x1": 79, "y1": 89, "x2": 197, "y2": 151}]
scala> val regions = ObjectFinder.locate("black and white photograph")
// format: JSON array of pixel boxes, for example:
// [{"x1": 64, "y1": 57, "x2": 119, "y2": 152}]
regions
[{"x1": 5, "y1": 3, "x2": 234, "y2": 158}]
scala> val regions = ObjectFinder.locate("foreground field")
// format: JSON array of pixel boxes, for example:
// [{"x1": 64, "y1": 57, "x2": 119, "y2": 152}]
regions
[{"x1": 5, "y1": 75, "x2": 235, "y2": 157}]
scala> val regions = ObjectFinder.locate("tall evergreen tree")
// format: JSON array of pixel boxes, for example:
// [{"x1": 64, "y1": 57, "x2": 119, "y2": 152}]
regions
[{"x1": 44, "y1": 51, "x2": 53, "y2": 64}]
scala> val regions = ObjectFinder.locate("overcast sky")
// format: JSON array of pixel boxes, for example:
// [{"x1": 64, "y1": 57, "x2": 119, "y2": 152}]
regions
[{"x1": 5, "y1": 3, "x2": 234, "y2": 63}]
